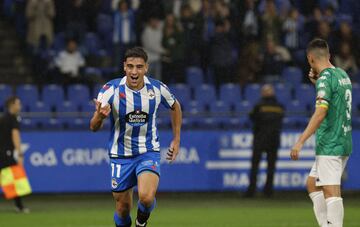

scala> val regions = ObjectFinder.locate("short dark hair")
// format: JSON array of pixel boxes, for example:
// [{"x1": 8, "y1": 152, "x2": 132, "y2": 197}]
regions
[
  {"x1": 5, "y1": 96, "x2": 19, "y2": 110},
  {"x1": 306, "y1": 38, "x2": 330, "y2": 57},
  {"x1": 124, "y1": 47, "x2": 148, "y2": 62}
]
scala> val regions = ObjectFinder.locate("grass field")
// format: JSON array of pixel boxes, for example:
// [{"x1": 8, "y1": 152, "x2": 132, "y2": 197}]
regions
[{"x1": 0, "y1": 192, "x2": 360, "y2": 227}]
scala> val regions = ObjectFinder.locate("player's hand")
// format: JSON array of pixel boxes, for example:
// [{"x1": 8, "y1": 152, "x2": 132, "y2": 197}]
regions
[
  {"x1": 308, "y1": 68, "x2": 318, "y2": 85},
  {"x1": 166, "y1": 139, "x2": 180, "y2": 163},
  {"x1": 290, "y1": 142, "x2": 303, "y2": 160},
  {"x1": 93, "y1": 99, "x2": 111, "y2": 120}
]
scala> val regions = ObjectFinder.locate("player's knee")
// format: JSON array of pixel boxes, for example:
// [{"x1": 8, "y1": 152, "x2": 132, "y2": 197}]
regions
[
  {"x1": 116, "y1": 201, "x2": 132, "y2": 216},
  {"x1": 306, "y1": 176, "x2": 317, "y2": 193},
  {"x1": 138, "y1": 192, "x2": 155, "y2": 207}
]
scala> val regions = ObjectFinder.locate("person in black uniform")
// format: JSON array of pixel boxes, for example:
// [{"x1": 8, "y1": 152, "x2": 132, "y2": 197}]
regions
[
  {"x1": 244, "y1": 84, "x2": 284, "y2": 198},
  {"x1": 0, "y1": 96, "x2": 29, "y2": 213}
]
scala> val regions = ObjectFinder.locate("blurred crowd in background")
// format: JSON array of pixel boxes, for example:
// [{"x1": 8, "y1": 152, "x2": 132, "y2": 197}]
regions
[{"x1": 1, "y1": 0, "x2": 359, "y2": 87}]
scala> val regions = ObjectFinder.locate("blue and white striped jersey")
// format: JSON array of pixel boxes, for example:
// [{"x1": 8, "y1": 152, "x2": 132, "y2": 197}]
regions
[{"x1": 97, "y1": 76, "x2": 176, "y2": 158}]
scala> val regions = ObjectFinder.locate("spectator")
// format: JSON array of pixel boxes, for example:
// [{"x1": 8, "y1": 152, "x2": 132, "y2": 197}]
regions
[
  {"x1": 112, "y1": 0, "x2": 136, "y2": 68},
  {"x1": 209, "y1": 18, "x2": 235, "y2": 86},
  {"x1": 306, "y1": 7, "x2": 323, "y2": 36},
  {"x1": 180, "y1": 3, "x2": 204, "y2": 66},
  {"x1": 65, "y1": 0, "x2": 87, "y2": 42},
  {"x1": 237, "y1": 40, "x2": 262, "y2": 85},
  {"x1": 260, "y1": 38, "x2": 291, "y2": 82},
  {"x1": 54, "y1": 39, "x2": 86, "y2": 84},
  {"x1": 244, "y1": 84, "x2": 284, "y2": 198},
  {"x1": 334, "y1": 42, "x2": 358, "y2": 76},
  {"x1": 282, "y1": 8, "x2": 301, "y2": 51},
  {"x1": 162, "y1": 13, "x2": 185, "y2": 84},
  {"x1": 141, "y1": 17, "x2": 166, "y2": 80},
  {"x1": 261, "y1": 0, "x2": 282, "y2": 44},
  {"x1": 238, "y1": 0, "x2": 260, "y2": 41},
  {"x1": 25, "y1": 0, "x2": 55, "y2": 49},
  {"x1": 323, "y1": 5, "x2": 336, "y2": 27},
  {"x1": 334, "y1": 21, "x2": 360, "y2": 66}
]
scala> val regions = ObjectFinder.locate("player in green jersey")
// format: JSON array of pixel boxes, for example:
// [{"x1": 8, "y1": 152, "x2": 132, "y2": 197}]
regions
[{"x1": 290, "y1": 38, "x2": 352, "y2": 227}]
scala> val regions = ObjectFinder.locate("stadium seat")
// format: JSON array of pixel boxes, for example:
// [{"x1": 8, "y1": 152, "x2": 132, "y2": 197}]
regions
[
  {"x1": 84, "y1": 67, "x2": 102, "y2": 78},
  {"x1": 67, "y1": 84, "x2": 91, "y2": 109},
  {"x1": 168, "y1": 84, "x2": 191, "y2": 108},
  {"x1": 294, "y1": 84, "x2": 316, "y2": 109},
  {"x1": 219, "y1": 83, "x2": 242, "y2": 108},
  {"x1": 244, "y1": 84, "x2": 261, "y2": 105},
  {"x1": 52, "y1": 32, "x2": 66, "y2": 52},
  {"x1": 27, "y1": 102, "x2": 52, "y2": 129},
  {"x1": 56, "y1": 101, "x2": 80, "y2": 129},
  {"x1": 0, "y1": 84, "x2": 13, "y2": 111},
  {"x1": 185, "y1": 67, "x2": 204, "y2": 88},
  {"x1": 84, "y1": 32, "x2": 102, "y2": 56},
  {"x1": 194, "y1": 84, "x2": 217, "y2": 110},
  {"x1": 274, "y1": 83, "x2": 293, "y2": 105},
  {"x1": 282, "y1": 67, "x2": 303, "y2": 87},
  {"x1": 209, "y1": 101, "x2": 232, "y2": 128},
  {"x1": 41, "y1": 84, "x2": 65, "y2": 109},
  {"x1": 96, "y1": 14, "x2": 113, "y2": 38},
  {"x1": 234, "y1": 101, "x2": 254, "y2": 114},
  {"x1": 16, "y1": 84, "x2": 39, "y2": 111}
]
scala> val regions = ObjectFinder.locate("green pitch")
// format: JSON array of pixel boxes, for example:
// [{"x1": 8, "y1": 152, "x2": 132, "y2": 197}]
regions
[{"x1": 0, "y1": 192, "x2": 360, "y2": 227}]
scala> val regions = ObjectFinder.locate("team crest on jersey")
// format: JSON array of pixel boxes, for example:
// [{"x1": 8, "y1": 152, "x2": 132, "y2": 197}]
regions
[
  {"x1": 126, "y1": 110, "x2": 149, "y2": 126},
  {"x1": 147, "y1": 89, "x2": 155, "y2": 99},
  {"x1": 317, "y1": 90, "x2": 326, "y2": 98},
  {"x1": 111, "y1": 178, "x2": 118, "y2": 189}
]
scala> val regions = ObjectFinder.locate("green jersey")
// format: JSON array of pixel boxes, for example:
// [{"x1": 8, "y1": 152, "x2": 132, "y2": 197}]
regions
[{"x1": 315, "y1": 67, "x2": 352, "y2": 156}]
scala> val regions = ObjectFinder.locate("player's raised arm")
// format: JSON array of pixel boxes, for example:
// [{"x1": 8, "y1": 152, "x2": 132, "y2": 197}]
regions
[
  {"x1": 167, "y1": 100, "x2": 182, "y2": 163},
  {"x1": 90, "y1": 99, "x2": 111, "y2": 132}
]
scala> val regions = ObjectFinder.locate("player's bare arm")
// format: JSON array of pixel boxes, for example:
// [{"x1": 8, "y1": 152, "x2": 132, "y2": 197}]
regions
[
  {"x1": 90, "y1": 99, "x2": 111, "y2": 132},
  {"x1": 290, "y1": 106, "x2": 327, "y2": 160},
  {"x1": 167, "y1": 100, "x2": 182, "y2": 163}
]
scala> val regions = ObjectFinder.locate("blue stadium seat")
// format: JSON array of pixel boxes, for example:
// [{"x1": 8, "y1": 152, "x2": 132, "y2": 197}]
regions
[
  {"x1": 0, "y1": 84, "x2": 12, "y2": 111},
  {"x1": 80, "y1": 100, "x2": 95, "y2": 113},
  {"x1": 219, "y1": 83, "x2": 242, "y2": 108},
  {"x1": 194, "y1": 84, "x2": 217, "y2": 110},
  {"x1": 93, "y1": 83, "x2": 104, "y2": 97},
  {"x1": 282, "y1": 67, "x2": 303, "y2": 86},
  {"x1": 186, "y1": 67, "x2": 204, "y2": 88},
  {"x1": 274, "y1": 83, "x2": 293, "y2": 105},
  {"x1": 97, "y1": 14, "x2": 113, "y2": 38},
  {"x1": 294, "y1": 84, "x2": 316, "y2": 109},
  {"x1": 67, "y1": 84, "x2": 91, "y2": 109},
  {"x1": 52, "y1": 32, "x2": 66, "y2": 52},
  {"x1": 16, "y1": 84, "x2": 39, "y2": 111},
  {"x1": 42, "y1": 84, "x2": 65, "y2": 109},
  {"x1": 208, "y1": 101, "x2": 232, "y2": 128},
  {"x1": 56, "y1": 101, "x2": 81, "y2": 129},
  {"x1": 168, "y1": 84, "x2": 191, "y2": 108},
  {"x1": 84, "y1": 32, "x2": 101, "y2": 56},
  {"x1": 84, "y1": 67, "x2": 103, "y2": 78},
  {"x1": 244, "y1": 84, "x2": 261, "y2": 105},
  {"x1": 234, "y1": 101, "x2": 254, "y2": 114},
  {"x1": 27, "y1": 102, "x2": 52, "y2": 129}
]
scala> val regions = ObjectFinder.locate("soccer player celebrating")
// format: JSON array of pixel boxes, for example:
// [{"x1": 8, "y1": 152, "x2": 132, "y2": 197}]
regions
[
  {"x1": 290, "y1": 39, "x2": 352, "y2": 227},
  {"x1": 90, "y1": 47, "x2": 182, "y2": 227}
]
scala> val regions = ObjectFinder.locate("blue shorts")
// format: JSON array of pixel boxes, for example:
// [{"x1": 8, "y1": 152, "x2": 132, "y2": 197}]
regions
[{"x1": 110, "y1": 152, "x2": 161, "y2": 192}]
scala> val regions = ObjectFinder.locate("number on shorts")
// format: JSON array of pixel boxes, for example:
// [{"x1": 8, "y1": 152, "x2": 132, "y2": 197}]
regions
[
  {"x1": 111, "y1": 163, "x2": 121, "y2": 178},
  {"x1": 345, "y1": 89, "x2": 352, "y2": 120}
]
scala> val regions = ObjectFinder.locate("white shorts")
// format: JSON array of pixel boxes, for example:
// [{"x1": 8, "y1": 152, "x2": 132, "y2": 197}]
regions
[{"x1": 309, "y1": 155, "x2": 349, "y2": 186}]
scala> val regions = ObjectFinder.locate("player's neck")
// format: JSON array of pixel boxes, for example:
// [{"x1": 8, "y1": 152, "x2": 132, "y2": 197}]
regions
[
  {"x1": 126, "y1": 81, "x2": 145, "y2": 91},
  {"x1": 316, "y1": 61, "x2": 334, "y2": 74}
]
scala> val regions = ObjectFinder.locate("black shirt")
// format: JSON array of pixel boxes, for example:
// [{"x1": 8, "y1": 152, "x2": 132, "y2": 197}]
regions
[
  {"x1": 0, "y1": 112, "x2": 20, "y2": 168},
  {"x1": 250, "y1": 97, "x2": 284, "y2": 148}
]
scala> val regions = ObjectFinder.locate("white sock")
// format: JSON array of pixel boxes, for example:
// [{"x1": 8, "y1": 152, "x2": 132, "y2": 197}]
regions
[
  {"x1": 326, "y1": 197, "x2": 344, "y2": 227},
  {"x1": 309, "y1": 191, "x2": 328, "y2": 227}
]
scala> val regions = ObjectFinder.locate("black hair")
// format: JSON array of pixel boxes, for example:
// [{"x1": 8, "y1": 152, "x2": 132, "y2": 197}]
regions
[
  {"x1": 124, "y1": 47, "x2": 148, "y2": 62},
  {"x1": 306, "y1": 38, "x2": 329, "y2": 55},
  {"x1": 5, "y1": 96, "x2": 19, "y2": 110}
]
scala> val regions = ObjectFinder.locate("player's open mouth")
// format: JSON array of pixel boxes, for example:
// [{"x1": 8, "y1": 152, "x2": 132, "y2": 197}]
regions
[{"x1": 130, "y1": 76, "x2": 139, "y2": 82}]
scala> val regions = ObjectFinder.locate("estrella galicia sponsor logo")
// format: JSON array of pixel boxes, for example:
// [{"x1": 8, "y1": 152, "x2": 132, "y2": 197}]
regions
[
  {"x1": 126, "y1": 110, "x2": 148, "y2": 126},
  {"x1": 112, "y1": 178, "x2": 118, "y2": 189}
]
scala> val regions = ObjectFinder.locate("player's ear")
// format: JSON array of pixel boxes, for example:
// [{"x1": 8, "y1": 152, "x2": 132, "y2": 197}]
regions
[
  {"x1": 144, "y1": 63, "x2": 149, "y2": 73},
  {"x1": 123, "y1": 61, "x2": 126, "y2": 72}
]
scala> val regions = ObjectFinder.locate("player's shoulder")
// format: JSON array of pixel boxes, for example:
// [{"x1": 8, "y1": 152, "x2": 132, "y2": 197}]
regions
[
  {"x1": 146, "y1": 76, "x2": 169, "y2": 90},
  {"x1": 104, "y1": 77, "x2": 124, "y2": 87}
]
